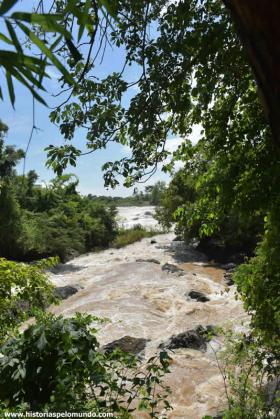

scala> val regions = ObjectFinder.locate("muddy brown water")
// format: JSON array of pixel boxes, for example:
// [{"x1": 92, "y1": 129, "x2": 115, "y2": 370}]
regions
[{"x1": 49, "y1": 228, "x2": 248, "y2": 418}]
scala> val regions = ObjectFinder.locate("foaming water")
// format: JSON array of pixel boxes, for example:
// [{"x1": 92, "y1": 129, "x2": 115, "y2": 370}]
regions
[
  {"x1": 117, "y1": 206, "x2": 158, "y2": 229},
  {"x1": 49, "y1": 209, "x2": 248, "y2": 418}
]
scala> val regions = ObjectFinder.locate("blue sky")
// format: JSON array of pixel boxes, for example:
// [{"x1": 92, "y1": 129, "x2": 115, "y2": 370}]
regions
[{"x1": 0, "y1": 4, "x2": 201, "y2": 196}]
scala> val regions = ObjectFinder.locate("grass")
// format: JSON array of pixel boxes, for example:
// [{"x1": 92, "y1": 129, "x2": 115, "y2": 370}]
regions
[{"x1": 112, "y1": 225, "x2": 163, "y2": 248}]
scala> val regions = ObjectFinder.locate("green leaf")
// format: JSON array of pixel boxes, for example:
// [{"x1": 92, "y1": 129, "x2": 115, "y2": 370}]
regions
[
  {"x1": 17, "y1": 22, "x2": 74, "y2": 85},
  {"x1": 19, "y1": 65, "x2": 47, "y2": 90},
  {"x1": 0, "y1": 31, "x2": 12, "y2": 44},
  {"x1": 6, "y1": 20, "x2": 22, "y2": 53},
  {"x1": 98, "y1": 0, "x2": 118, "y2": 19},
  {"x1": 0, "y1": 0, "x2": 18, "y2": 15},
  {"x1": 11, "y1": 12, "x2": 71, "y2": 38},
  {"x1": 0, "y1": 50, "x2": 46, "y2": 68},
  {"x1": 77, "y1": 23, "x2": 85, "y2": 43},
  {"x1": 50, "y1": 34, "x2": 63, "y2": 51},
  {"x1": 5, "y1": 66, "x2": 47, "y2": 105},
  {"x1": 6, "y1": 70, "x2": 15, "y2": 107},
  {"x1": 37, "y1": 332, "x2": 48, "y2": 351},
  {"x1": 65, "y1": 39, "x2": 83, "y2": 63},
  {"x1": 77, "y1": 0, "x2": 92, "y2": 41}
]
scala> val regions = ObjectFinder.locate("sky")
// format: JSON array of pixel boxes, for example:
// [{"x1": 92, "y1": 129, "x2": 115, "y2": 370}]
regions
[{"x1": 0, "y1": 3, "x2": 201, "y2": 197}]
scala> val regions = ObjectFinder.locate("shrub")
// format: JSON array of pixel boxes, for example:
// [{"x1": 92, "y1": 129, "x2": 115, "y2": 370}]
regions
[
  {"x1": 0, "y1": 257, "x2": 57, "y2": 342},
  {"x1": 112, "y1": 225, "x2": 160, "y2": 248},
  {"x1": 207, "y1": 332, "x2": 280, "y2": 419},
  {"x1": 234, "y1": 206, "x2": 280, "y2": 351},
  {"x1": 0, "y1": 313, "x2": 172, "y2": 417}
]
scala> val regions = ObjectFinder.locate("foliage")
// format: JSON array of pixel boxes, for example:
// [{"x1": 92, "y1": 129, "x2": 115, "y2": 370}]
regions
[
  {"x1": 0, "y1": 0, "x2": 118, "y2": 105},
  {"x1": 0, "y1": 134, "x2": 25, "y2": 258},
  {"x1": 0, "y1": 133, "x2": 118, "y2": 261},
  {"x1": 206, "y1": 331, "x2": 280, "y2": 419},
  {"x1": 234, "y1": 206, "x2": 280, "y2": 351},
  {"x1": 1, "y1": 0, "x2": 280, "y2": 415},
  {"x1": 155, "y1": 169, "x2": 196, "y2": 231},
  {"x1": 0, "y1": 257, "x2": 57, "y2": 342},
  {"x1": 112, "y1": 225, "x2": 162, "y2": 249},
  {"x1": 0, "y1": 183, "x2": 23, "y2": 259},
  {"x1": 45, "y1": 1, "x2": 246, "y2": 186},
  {"x1": 0, "y1": 313, "x2": 172, "y2": 417},
  {"x1": 90, "y1": 182, "x2": 166, "y2": 207},
  {"x1": 16, "y1": 194, "x2": 117, "y2": 262},
  {"x1": 144, "y1": 182, "x2": 166, "y2": 206}
]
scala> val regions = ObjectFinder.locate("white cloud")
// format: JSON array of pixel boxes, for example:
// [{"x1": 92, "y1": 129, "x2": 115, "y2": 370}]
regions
[
  {"x1": 165, "y1": 136, "x2": 184, "y2": 153},
  {"x1": 189, "y1": 124, "x2": 203, "y2": 145}
]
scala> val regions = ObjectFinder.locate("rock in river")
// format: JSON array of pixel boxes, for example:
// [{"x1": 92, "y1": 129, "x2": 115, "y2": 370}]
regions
[
  {"x1": 136, "y1": 258, "x2": 160, "y2": 264},
  {"x1": 102, "y1": 336, "x2": 149, "y2": 355},
  {"x1": 162, "y1": 263, "x2": 185, "y2": 276},
  {"x1": 188, "y1": 290, "x2": 210, "y2": 302},
  {"x1": 54, "y1": 285, "x2": 81, "y2": 300},
  {"x1": 160, "y1": 325, "x2": 215, "y2": 352}
]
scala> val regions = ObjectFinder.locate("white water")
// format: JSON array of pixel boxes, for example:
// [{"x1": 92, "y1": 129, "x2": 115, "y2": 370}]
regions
[
  {"x1": 116, "y1": 206, "x2": 158, "y2": 229},
  {"x1": 49, "y1": 207, "x2": 248, "y2": 418}
]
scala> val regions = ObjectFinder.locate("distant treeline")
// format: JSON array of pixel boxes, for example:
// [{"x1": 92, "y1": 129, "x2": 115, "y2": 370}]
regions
[
  {"x1": 88, "y1": 182, "x2": 166, "y2": 207},
  {"x1": 0, "y1": 130, "x2": 164, "y2": 263}
]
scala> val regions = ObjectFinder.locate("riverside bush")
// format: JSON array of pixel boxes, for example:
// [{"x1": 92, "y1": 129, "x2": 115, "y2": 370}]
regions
[
  {"x1": 112, "y1": 225, "x2": 162, "y2": 248},
  {"x1": 0, "y1": 313, "x2": 172, "y2": 417},
  {"x1": 204, "y1": 331, "x2": 280, "y2": 419},
  {"x1": 0, "y1": 257, "x2": 57, "y2": 342}
]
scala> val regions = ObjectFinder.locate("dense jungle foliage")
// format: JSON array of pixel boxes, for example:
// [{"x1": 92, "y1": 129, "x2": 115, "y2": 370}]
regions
[
  {"x1": 0, "y1": 0, "x2": 280, "y2": 416},
  {"x1": 0, "y1": 313, "x2": 171, "y2": 416},
  {"x1": 0, "y1": 124, "x2": 116, "y2": 262}
]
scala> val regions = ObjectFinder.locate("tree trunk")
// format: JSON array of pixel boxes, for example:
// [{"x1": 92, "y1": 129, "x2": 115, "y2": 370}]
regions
[{"x1": 223, "y1": 0, "x2": 280, "y2": 146}]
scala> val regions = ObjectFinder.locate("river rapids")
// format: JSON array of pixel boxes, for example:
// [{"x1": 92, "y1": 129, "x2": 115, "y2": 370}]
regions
[{"x1": 49, "y1": 206, "x2": 248, "y2": 418}]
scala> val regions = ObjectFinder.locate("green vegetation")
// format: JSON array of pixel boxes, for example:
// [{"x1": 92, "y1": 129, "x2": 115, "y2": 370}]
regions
[
  {"x1": 0, "y1": 127, "x2": 118, "y2": 262},
  {"x1": 202, "y1": 331, "x2": 280, "y2": 419},
  {"x1": 113, "y1": 225, "x2": 161, "y2": 249},
  {"x1": 1, "y1": 0, "x2": 280, "y2": 416},
  {"x1": 0, "y1": 312, "x2": 172, "y2": 416},
  {"x1": 0, "y1": 126, "x2": 167, "y2": 416},
  {"x1": 0, "y1": 257, "x2": 57, "y2": 342},
  {"x1": 91, "y1": 182, "x2": 166, "y2": 207},
  {"x1": 0, "y1": 0, "x2": 118, "y2": 106}
]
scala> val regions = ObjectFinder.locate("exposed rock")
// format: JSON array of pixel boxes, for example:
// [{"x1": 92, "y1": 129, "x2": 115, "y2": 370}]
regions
[
  {"x1": 188, "y1": 290, "x2": 210, "y2": 302},
  {"x1": 221, "y1": 262, "x2": 236, "y2": 270},
  {"x1": 51, "y1": 263, "x2": 85, "y2": 274},
  {"x1": 102, "y1": 336, "x2": 149, "y2": 355},
  {"x1": 162, "y1": 263, "x2": 185, "y2": 276},
  {"x1": 145, "y1": 211, "x2": 153, "y2": 216},
  {"x1": 159, "y1": 325, "x2": 215, "y2": 352},
  {"x1": 54, "y1": 285, "x2": 82, "y2": 300},
  {"x1": 221, "y1": 261, "x2": 237, "y2": 286},
  {"x1": 136, "y1": 258, "x2": 160, "y2": 264},
  {"x1": 133, "y1": 217, "x2": 139, "y2": 220},
  {"x1": 63, "y1": 249, "x2": 80, "y2": 262},
  {"x1": 224, "y1": 271, "x2": 234, "y2": 286},
  {"x1": 173, "y1": 235, "x2": 183, "y2": 241},
  {"x1": 150, "y1": 239, "x2": 157, "y2": 244}
]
